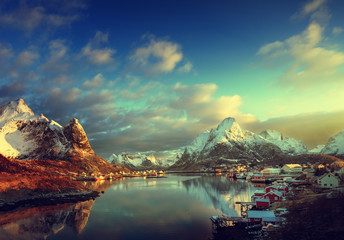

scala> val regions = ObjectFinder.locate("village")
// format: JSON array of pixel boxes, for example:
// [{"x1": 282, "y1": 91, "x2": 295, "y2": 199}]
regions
[{"x1": 209, "y1": 162, "x2": 344, "y2": 239}]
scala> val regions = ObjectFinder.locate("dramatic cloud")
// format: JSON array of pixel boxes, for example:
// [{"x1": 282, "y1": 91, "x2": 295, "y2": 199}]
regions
[
  {"x1": 258, "y1": 20, "x2": 344, "y2": 90},
  {"x1": 130, "y1": 37, "x2": 183, "y2": 75},
  {"x1": 15, "y1": 48, "x2": 39, "y2": 66},
  {"x1": 82, "y1": 73, "x2": 105, "y2": 89},
  {"x1": 81, "y1": 31, "x2": 116, "y2": 65},
  {"x1": 0, "y1": 1, "x2": 84, "y2": 33},
  {"x1": 302, "y1": 0, "x2": 327, "y2": 16}
]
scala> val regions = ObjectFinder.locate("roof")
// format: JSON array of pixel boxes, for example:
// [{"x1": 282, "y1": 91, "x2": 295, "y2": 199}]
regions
[
  {"x1": 283, "y1": 164, "x2": 302, "y2": 168},
  {"x1": 255, "y1": 198, "x2": 270, "y2": 203},
  {"x1": 254, "y1": 189, "x2": 266, "y2": 194},
  {"x1": 247, "y1": 210, "x2": 275, "y2": 219},
  {"x1": 264, "y1": 190, "x2": 283, "y2": 197},
  {"x1": 318, "y1": 173, "x2": 340, "y2": 181}
]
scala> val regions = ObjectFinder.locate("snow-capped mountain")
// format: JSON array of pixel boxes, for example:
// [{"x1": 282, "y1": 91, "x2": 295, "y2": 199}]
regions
[
  {"x1": 321, "y1": 130, "x2": 344, "y2": 158},
  {"x1": 309, "y1": 145, "x2": 325, "y2": 154},
  {"x1": 109, "y1": 152, "x2": 177, "y2": 169},
  {"x1": 0, "y1": 99, "x2": 114, "y2": 173},
  {"x1": 172, "y1": 117, "x2": 308, "y2": 169},
  {"x1": 258, "y1": 129, "x2": 308, "y2": 155}
]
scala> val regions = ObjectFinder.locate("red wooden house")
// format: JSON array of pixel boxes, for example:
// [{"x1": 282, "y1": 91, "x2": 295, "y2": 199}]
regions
[
  {"x1": 265, "y1": 184, "x2": 288, "y2": 197},
  {"x1": 255, "y1": 197, "x2": 270, "y2": 209},
  {"x1": 263, "y1": 190, "x2": 283, "y2": 202}
]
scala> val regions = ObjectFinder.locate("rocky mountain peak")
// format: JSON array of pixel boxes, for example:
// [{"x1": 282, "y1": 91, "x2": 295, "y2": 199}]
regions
[
  {"x1": 216, "y1": 117, "x2": 235, "y2": 132},
  {"x1": 0, "y1": 98, "x2": 36, "y2": 127},
  {"x1": 259, "y1": 129, "x2": 283, "y2": 141},
  {"x1": 6, "y1": 98, "x2": 34, "y2": 115},
  {"x1": 63, "y1": 118, "x2": 92, "y2": 152},
  {"x1": 321, "y1": 130, "x2": 344, "y2": 157}
]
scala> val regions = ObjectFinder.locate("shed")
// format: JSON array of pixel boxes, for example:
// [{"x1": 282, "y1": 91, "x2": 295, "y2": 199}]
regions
[
  {"x1": 247, "y1": 210, "x2": 275, "y2": 223},
  {"x1": 255, "y1": 198, "x2": 270, "y2": 209}
]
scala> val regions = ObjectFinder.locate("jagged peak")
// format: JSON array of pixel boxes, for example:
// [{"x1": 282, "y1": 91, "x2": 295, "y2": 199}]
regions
[
  {"x1": 216, "y1": 117, "x2": 236, "y2": 132},
  {"x1": 259, "y1": 129, "x2": 283, "y2": 141},
  {"x1": 0, "y1": 98, "x2": 34, "y2": 116}
]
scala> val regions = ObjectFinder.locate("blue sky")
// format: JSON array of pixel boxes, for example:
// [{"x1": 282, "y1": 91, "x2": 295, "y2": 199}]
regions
[{"x1": 0, "y1": 0, "x2": 344, "y2": 159}]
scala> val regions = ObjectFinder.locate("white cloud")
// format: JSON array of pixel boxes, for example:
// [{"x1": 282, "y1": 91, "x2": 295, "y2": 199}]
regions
[
  {"x1": 82, "y1": 73, "x2": 105, "y2": 89},
  {"x1": 130, "y1": 38, "x2": 183, "y2": 75},
  {"x1": 81, "y1": 31, "x2": 115, "y2": 65},
  {"x1": 258, "y1": 22, "x2": 344, "y2": 89},
  {"x1": 177, "y1": 61, "x2": 193, "y2": 73},
  {"x1": 170, "y1": 83, "x2": 257, "y2": 124},
  {"x1": 15, "y1": 49, "x2": 39, "y2": 66},
  {"x1": 0, "y1": 3, "x2": 82, "y2": 32},
  {"x1": 332, "y1": 27, "x2": 343, "y2": 35},
  {"x1": 302, "y1": 0, "x2": 327, "y2": 16},
  {"x1": 49, "y1": 40, "x2": 67, "y2": 59}
]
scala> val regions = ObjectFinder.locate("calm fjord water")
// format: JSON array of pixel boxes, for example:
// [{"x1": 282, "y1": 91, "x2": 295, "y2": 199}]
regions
[{"x1": 0, "y1": 174, "x2": 258, "y2": 240}]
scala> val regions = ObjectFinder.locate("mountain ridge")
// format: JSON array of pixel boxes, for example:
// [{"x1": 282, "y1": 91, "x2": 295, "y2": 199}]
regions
[{"x1": 0, "y1": 99, "x2": 121, "y2": 174}]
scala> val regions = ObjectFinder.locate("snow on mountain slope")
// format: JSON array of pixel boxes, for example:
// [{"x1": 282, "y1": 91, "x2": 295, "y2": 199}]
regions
[
  {"x1": 309, "y1": 145, "x2": 325, "y2": 154},
  {"x1": 321, "y1": 130, "x2": 344, "y2": 157},
  {"x1": 0, "y1": 99, "x2": 116, "y2": 174},
  {"x1": 0, "y1": 99, "x2": 67, "y2": 159},
  {"x1": 173, "y1": 117, "x2": 308, "y2": 168},
  {"x1": 109, "y1": 152, "x2": 176, "y2": 169},
  {"x1": 259, "y1": 129, "x2": 308, "y2": 155}
]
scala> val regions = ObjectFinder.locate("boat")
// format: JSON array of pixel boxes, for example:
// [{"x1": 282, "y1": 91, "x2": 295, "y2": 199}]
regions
[
  {"x1": 234, "y1": 172, "x2": 247, "y2": 179},
  {"x1": 95, "y1": 176, "x2": 106, "y2": 181}
]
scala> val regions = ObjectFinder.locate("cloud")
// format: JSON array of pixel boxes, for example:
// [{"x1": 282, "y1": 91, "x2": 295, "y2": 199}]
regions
[
  {"x1": 177, "y1": 61, "x2": 193, "y2": 73},
  {"x1": 302, "y1": 0, "x2": 327, "y2": 16},
  {"x1": 15, "y1": 48, "x2": 39, "y2": 66},
  {"x1": 49, "y1": 39, "x2": 67, "y2": 59},
  {"x1": 0, "y1": 1, "x2": 84, "y2": 33},
  {"x1": 332, "y1": 27, "x2": 343, "y2": 35},
  {"x1": 82, "y1": 73, "x2": 105, "y2": 89},
  {"x1": 258, "y1": 21, "x2": 344, "y2": 90},
  {"x1": 170, "y1": 83, "x2": 257, "y2": 125},
  {"x1": 129, "y1": 37, "x2": 183, "y2": 75},
  {"x1": 80, "y1": 31, "x2": 116, "y2": 65}
]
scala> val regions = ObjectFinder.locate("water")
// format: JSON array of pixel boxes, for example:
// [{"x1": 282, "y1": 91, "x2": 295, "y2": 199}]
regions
[{"x1": 0, "y1": 174, "x2": 259, "y2": 240}]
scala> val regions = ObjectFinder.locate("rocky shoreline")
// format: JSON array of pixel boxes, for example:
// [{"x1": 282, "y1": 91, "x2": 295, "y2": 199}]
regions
[{"x1": 0, "y1": 190, "x2": 101, "y2": 212}]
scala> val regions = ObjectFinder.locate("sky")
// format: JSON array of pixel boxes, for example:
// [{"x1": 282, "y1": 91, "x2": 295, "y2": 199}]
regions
[{"x1": 0, "y1": 0, "x2": 344, "y2": 159}]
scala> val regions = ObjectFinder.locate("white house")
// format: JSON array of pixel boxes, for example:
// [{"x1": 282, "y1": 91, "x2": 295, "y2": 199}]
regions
[
  {"x1": 281, "y1": 164, "x2": 302, "y2": 174},
  {"x1": 317, "y1": 173, "x2": 340, "y2": 188}
]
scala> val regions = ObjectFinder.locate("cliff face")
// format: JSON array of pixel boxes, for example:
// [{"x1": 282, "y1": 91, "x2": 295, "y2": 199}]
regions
[{"x1": 0, "y1": 99, "x2": 121, "y2": 174}]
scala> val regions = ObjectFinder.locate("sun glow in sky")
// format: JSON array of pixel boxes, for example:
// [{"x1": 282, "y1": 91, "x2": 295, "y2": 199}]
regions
[{"x1": 0, "y1": 0, "x2": 344, "y2": 159}]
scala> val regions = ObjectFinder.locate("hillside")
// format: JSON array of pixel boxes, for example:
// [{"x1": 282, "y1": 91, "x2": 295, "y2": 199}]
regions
[
  {"x1": 170, "y1": 117, "x2": 309, "y2": 169},
  {"x1": 0, "y1": 99, "x2": 127, "y2": 174}
]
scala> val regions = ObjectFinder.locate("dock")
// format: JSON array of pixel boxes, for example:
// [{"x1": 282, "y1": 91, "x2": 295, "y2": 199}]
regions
[{"x1": 235, "y1": 201, "x2": 256, "y2": 216}]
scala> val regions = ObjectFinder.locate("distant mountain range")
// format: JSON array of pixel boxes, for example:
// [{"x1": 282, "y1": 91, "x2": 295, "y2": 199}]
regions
[
  {"x1": 170, "y1": 117, "x2": 344, "y2": 169},
  {"x1": 109, "y1": 152, "x2": 179, "y2": 170},
  {"x1": 1, "y1": 99, "x2": 343, "y2": 171},
  {"x1": 0, "y1": 99, "x2": 117, "y2": 174}
]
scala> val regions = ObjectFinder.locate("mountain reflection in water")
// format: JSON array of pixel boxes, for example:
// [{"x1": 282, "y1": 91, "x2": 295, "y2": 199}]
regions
[{"x1": 0, "y1": 175, "x2": 259, "y2": 240}]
